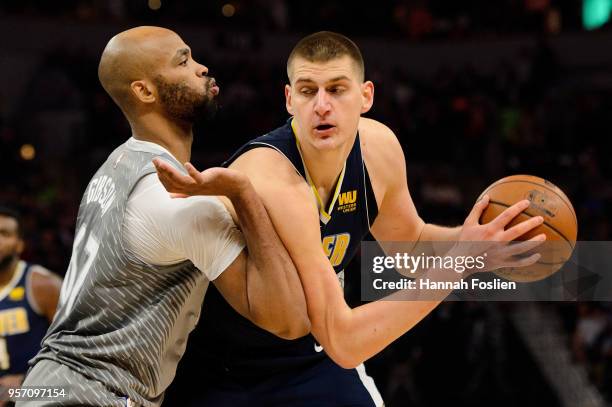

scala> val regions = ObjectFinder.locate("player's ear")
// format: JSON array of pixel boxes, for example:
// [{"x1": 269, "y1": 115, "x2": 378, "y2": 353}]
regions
[
  {"x1": 360, "y1": 81, "x2": 374, "y2": 114},
  {"x1": 285, "y1": 84, "x2": 294, "y2": 115},
  {"x1": 131, "y1": 80, "x2": 156, "y2": 104}
]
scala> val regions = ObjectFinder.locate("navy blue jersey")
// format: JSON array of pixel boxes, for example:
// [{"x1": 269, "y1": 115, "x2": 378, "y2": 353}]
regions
[
  {"x1": 0, "y1": 261, "x2": 50, "y2": 376},
  {"x1": 186, "y1": 119, "x2": 378, "y2": 384}
]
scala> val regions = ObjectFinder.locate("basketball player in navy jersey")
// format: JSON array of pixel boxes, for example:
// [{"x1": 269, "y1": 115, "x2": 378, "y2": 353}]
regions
[
  {"x1": 0, "y1": 207, "x2": 61, "y2": 403},
  {"x1": 157, "y1": 32, "x2": 546, "y2": 406}
]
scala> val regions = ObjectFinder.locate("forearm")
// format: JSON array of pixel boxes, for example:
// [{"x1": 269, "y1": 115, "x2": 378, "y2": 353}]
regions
[
  {"x1": 335, "y1": 300, "x2": 442, "y2": 366},
  {"x1": 231, "y1": 185, "x2": 310, "y2": 338},
  {"x1": 324, "y1": 266, "x2": 461, "y2": 368},
  {"x1": 418, "y1": 224, "x2": 461, "y2": 255},
  {"x1": 322, "y1": 225, "x2": 460, "y2": 365},
  {"x1": 420, "y1": 223, "x2": 461, "y2": 241},
  {"x1": 332, "y1": 199, "x2": 540, "y2": 365}
]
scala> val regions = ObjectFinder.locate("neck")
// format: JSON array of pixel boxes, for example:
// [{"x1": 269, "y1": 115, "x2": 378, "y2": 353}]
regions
[
  {"x1": 130, "y1": 112, "x2": 193, "y2": 163},
  {"x1": 0, "y1": 258, "x2": 19, "y2": 288},
  {"x1": 299, "y1": 138, "x2": 353, "y2": 197}
]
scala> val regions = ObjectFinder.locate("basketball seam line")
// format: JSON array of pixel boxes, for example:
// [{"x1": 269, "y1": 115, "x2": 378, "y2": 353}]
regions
[
  {"x1": 484, "y1": 177, "x2": 574, "y2": 211},
  {"x1": 483, "y1": 180, "x2": 578, "y2": 228},
  {"x1": 487, "y1": 199, "x2": 575, "y2": 250}
]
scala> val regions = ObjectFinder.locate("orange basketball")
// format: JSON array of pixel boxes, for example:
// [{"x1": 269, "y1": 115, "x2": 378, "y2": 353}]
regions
[{"x1": 478, "y1": 175, "x2": 578, "y2": 282}]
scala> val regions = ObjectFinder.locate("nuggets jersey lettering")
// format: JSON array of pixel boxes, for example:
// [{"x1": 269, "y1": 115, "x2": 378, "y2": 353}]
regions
[
  {"x1": 0, "y1": 261, "x2": 49, "y2": 376},
  {"x1": 190, "y1": 119, "x2": 378, "y2": 381},
  {"x1": 30, "y1": 141, "x2": 206, "y2": 407}
]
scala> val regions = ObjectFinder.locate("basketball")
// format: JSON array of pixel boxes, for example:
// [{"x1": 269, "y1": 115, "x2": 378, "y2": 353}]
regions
[{"x1": 478, "y1": 174, "x2": 578, "y2": 282}]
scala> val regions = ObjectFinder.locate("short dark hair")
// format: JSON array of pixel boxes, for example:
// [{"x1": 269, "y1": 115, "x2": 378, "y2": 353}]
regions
[
  {"x1": 0, "y1": 206, "x2": 23, "y2": 237},
  {"x1": 287, "y1": 31, "x2": 365, "y2": 82}
]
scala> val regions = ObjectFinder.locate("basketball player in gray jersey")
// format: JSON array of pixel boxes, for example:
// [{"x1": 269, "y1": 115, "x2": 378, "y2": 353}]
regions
[{"x1": 17, "y1": 26, "x2": 309, "y2": 407}]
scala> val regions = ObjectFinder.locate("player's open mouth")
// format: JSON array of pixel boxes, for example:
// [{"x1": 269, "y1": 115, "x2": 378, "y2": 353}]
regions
[{"x1": 314, "y1": 124, "x2": 336, "y2": 135}]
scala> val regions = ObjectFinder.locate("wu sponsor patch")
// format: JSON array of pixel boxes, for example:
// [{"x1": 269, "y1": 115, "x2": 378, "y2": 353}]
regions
[{"x1": 337, "y1": 190, "x2": 357, "y2": 213}]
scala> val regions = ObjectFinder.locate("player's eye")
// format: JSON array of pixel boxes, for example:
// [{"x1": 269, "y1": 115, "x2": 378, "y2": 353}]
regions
[
  {"x1": 328, "y1": 86, "x2": 345, "y2": 94},
  {"x1": 179, "y1": 59, "x2": 188, "y2": 66}
]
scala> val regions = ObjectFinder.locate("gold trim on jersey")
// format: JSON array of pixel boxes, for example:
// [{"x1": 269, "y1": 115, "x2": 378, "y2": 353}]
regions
[
  {"x1": 8, "y1": 286, "x2": 24, "y2": 302},
  {"x1": 291, "y1": 119, "x2": 346, "y2": 225},
  {"x1": 0, "y1": 261, "x2": 25, "y2": 302}
]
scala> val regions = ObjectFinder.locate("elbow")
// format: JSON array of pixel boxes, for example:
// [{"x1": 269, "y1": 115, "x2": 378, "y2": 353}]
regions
[
  {"x1": 322, "y1": 328, "x2": 363, "y2": 369},
  {"x1": 337, "y1": 359, "x2": 361, "y2": 370},
  {"x1": 326, "y1": 346, "x2": 362, "y2": 369},
  {"x1": 315, "y1": 309, "x2": 364, "y2": 369}
]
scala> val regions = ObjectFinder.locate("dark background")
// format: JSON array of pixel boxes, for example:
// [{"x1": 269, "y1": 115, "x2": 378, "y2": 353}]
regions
[{"x1": 1, "y1": 1, "x2": 611, "y2": 406}]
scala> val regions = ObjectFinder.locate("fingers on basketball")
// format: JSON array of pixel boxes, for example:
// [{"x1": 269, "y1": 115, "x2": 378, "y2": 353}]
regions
[
  {"x1": 466, "y1": 194, "x2": 490, "y2": 225},
  {"x1": 491, "y1": 199, "x2": 530, "y2": 229}
]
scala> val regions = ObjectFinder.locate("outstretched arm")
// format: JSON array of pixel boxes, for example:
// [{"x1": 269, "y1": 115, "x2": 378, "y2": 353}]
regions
[
  {"x1": 225, "y1": 143, "x2": 544, "y2": 369},
  {"x1": 224, "y1": 148, "x2": 455, "y2": 368},
  {"x1": 157, "y1": 142, "x2": 544, "y2": 369}
]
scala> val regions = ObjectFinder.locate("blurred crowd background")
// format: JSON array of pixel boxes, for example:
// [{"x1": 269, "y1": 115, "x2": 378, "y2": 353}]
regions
[
  {"x1": 1, "y1": 1, "x2": 612, "y2": 406},
  {"x1": 0, "y1": 0, "x2": 593, "y2": 37}
]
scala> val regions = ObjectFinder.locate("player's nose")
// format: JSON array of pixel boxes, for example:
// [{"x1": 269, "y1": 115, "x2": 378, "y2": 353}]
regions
[
  {"x1": 196, "y1": 63, "x2": 209, "y2": 77},
  {"x1": 314, "y1": 89, "x2": 331, "y2": 116}
]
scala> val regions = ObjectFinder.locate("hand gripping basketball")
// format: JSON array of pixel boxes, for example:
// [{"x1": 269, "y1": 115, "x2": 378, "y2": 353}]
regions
[
  {"x1": 153, "y1": 158, "x2": 250, "y2": 200},
  {"x1": 477, "y1": 175, "x2": 578, "y2": 282},
  {"x1": 451, "y1": 194, "x2": 547, "y2": 273}
]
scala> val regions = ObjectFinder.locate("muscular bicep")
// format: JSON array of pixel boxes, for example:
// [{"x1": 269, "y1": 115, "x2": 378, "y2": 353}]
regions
[
  {"x1": 370, "y1": 180, "x2": 424, "y2": 242},
  {"x1": 360, "y1": 117, "x2": 424, "y2": 243}
]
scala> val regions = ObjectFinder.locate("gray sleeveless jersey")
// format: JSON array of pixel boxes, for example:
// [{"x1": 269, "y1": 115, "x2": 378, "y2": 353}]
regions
[{"x1": 31, "y1": 141, "x2": 209, "y2": 406}]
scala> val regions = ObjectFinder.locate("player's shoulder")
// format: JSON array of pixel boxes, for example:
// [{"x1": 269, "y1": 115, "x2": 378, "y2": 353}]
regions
[
  {"x1": 27, "y1": 265, "x2": 61, "y2": 302},
  {"x1": 358, "y1": 117, "x2": 399, "y2": 145},
  {"x1": 28, "y1": 265, "x2": 61, "y2": 285},
  {"x1": 230, "y1": 146, "x2": 304, "y2": 186},
  {"x1": 229, "y1": 145, "x2": 316, "y2": 211},
  {"x1": 24, "y1": 264, "x2": 61, "y2": 319},
  {"x1": 358, "y1": 117, "x2": 405, "y2": 169}
]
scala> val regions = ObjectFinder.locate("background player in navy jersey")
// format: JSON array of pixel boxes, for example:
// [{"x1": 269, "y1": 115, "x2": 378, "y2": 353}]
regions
[
  {"x1": 0, "y1": 206, "x2": 61, "y2": 404},
  {"x1": 157, "y1": 31, "x2": 546, "y2": 406}
]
